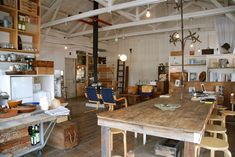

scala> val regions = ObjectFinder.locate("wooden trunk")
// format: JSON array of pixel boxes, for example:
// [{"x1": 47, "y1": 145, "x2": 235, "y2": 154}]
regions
[{"x1": 47, "y1": 121, "x2": 79, "y2": 150}]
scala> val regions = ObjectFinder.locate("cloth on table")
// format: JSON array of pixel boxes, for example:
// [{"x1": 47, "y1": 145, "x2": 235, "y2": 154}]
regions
[{"x1": 45, "y1": 106, "x2": 70, "y2": 116}]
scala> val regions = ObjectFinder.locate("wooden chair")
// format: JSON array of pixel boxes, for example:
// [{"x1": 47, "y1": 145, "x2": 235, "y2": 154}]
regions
[
  {"x1": 209, "y1": 115, "x2": 223, "y2": 126},
  {"x1": 205, "y1": 124, "x2": 228, "y2": 142},
  {"x1": 195, "y1": 137, "x2": 232, "y2": 157},
  {"x1": 220, "y1": 110, "x2": 235, "y2": 128},
  {"x1": 110, "y1": 128, "x2": 127, "y2": 157},
  {"x1": 100, "y1": 88, "x2": 127, "y2": 111},
  {"x1": 101, "y1": 88, "x2": 128, "y2": 157},
  {"x1": 85, "y1": 86, "x2": 100, "y2": 109},
  {"x1": 139, "y1": 85, "x2": 153, "y2": 100}
]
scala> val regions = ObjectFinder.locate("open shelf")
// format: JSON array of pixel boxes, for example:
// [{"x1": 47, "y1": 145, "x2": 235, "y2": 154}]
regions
[
  {"x1": 171, "y1": 64, "x2": 206, "y2": 66},
  {"x1": 0, "y1": 48, "x2": 38, "y2": 54},
  {"x1": 0, "y1": 4, "x2": 16, "y2": 12},
  {"x1": 18, "y1": 10, "x2": 39, "y2": 18},
  {"x1": 0, "y1": 26, "x2": 16, "y2": 32},
  {"x1": 0, "y1": 60, "x2": 27, "y2": 64},
  {"x1": 18, "y1": 30, "x2": 38, "y2": 36}
]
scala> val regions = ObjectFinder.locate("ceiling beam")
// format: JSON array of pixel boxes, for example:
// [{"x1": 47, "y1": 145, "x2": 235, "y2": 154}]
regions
[
  {"x1": 68, "y1": 5, "x2": 235, "y2": 38},
  {"x1": 95, "y1": 0, "x2": 137, "y2": 21},
  {"x1": 43, "y1": 0, "x2": 62, "y2": 42},
  {"x1": 41, "y1": 0, "x2": 62, "y2": 22},
  {"x1": 99, "y1": 24, "x2": 213, "y2": 41},
  {"x1": 41, "y1": 0, "x2": 167, "y2": 28},
  {"x1": 210, "y1": 0, "x2": 235, "y2": 22}
]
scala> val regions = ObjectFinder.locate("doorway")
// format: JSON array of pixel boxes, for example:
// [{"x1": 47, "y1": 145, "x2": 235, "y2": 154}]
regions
[{"x1": 65, "y1": 58, "x2": 76, "y2": 98}]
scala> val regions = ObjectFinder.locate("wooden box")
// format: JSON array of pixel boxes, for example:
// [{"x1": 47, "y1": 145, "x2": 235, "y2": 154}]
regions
[
  {"x1": 170, "y1": 51, "x2": 182, "y2": 56},
  {"x1": 33, "y1": 60, "x2": 54, "y2": 67},
  {"x1": 155, "y1": 139, "x2": 183, "y2": 157},
  {"x1": 35, "y1": 67, "x2": 54, "y2": 74},
  {"x1": 19, "y1": 0, "x2": 38, "y2": 15},
  {"x1": 47, "y1": 121, "x2": 79, "y2": 150},
  {"x1": 0, "y1": 128, "x2": 30, "y2": 153}
]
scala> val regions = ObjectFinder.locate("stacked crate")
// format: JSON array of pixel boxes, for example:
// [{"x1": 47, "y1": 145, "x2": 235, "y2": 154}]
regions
[
  {"x1": 0, "y1": 128, "x2": 30, "y2": 154},
  {"x1": 33, "y1": 60, "x2": 54, "y2": 75}
]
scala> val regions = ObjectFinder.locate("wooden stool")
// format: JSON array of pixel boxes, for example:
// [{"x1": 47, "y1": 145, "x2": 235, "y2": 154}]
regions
[
  {"x1": 195, "y1": 137, "x2": 232, "y2": 157},
  {"x1": 209, "y1": 115, "x2": 223, "y2": 126},
  {"x1": 205, "y1": 124, "x2": 227, "y2": 142},
  {"x1": 221, "y1": 110, "x2": 235, "y2": 128},
  {"x1": 110, "y1": 128, "x2": 127, "y2": 157}
]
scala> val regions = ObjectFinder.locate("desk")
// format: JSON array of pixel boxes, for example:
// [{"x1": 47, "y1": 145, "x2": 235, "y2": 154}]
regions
[{"x1": 97, "y1": 96, "x2": 214, "y2": 157}]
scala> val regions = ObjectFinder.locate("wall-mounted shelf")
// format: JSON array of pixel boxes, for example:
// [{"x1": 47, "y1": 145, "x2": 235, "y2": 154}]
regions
[
  {"x1": 0, "y1": 0, "x2": 41, "y2": 54},
  {"x1": 0, "y1": 60, "x2": 27, "y2": 64},
  {"x1": 171, "y1": 64, "x2": 206, "y2": 66},
  {"x1": 0, "y1": 48, "x2": 38, "y2": 54}
]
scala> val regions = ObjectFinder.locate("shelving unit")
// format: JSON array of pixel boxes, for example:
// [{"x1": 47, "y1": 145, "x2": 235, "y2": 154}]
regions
[
  {"x1": 169, "y1": 55, "x2": 207, "y2": 81},
  {"x1": 97, "y1": 64, "x2": 115, "y2": 88},
  {"x1": 0, "y1": 0, "x2": 41, "y2": 54},
  {"x1": 169, "y1": 54, "x2": 235, "y2": 82}
]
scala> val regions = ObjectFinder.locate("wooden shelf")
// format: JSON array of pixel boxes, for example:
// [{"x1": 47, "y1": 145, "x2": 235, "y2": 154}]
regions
[
  {"x1": 18, "y1": 30, "x2": 38, "y2": 36},
  {"x1": 0, "y1": 60, "x2": 27, "y2": 64},
  {"x1": 0, "y1": 27, "x2": 16, "y2": 32},
  {"x1": 171, "y1": 64, "x2": 206, "y2": 66},
  {"x1": 0, "y1": 5, "x2": 16, "y2": 12},
  {"x1": 208, "y1": 67, "x2": 235, "y2": 70},
  {"x1": 18, "y1": 10, "x2": 39, "y2": 18},
  {"x1": 0, "y1": 48, "x2": 37, "y2": 54}
]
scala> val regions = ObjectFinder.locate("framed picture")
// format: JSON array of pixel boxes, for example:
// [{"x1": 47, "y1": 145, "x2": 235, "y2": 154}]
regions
[
  {"x1": 189, "y1": 72, "x2": 197, "y2": 81},
  {"x1": 175, "y1": 79, "x2": 181, "y2": 87}
]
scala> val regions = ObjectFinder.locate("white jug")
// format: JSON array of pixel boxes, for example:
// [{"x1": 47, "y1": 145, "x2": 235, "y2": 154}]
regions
[{"x1": 39, "y1": 97, "x2": 49, "y2": 110}]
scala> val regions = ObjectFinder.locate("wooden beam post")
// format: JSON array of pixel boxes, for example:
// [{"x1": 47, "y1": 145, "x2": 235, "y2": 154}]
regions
[{"x1": 93, "y1": 1, "x2": 99, "y2": 83}]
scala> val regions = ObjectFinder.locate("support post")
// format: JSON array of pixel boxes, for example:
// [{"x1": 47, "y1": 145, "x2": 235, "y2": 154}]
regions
[{"x1": 93, "y1": 1, "x2": 99, "y2": 83}]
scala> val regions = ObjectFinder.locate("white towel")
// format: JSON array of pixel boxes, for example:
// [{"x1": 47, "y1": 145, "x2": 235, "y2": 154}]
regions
[{"x1": 45, "y1": 106, "x2": 70, "y2": 116}]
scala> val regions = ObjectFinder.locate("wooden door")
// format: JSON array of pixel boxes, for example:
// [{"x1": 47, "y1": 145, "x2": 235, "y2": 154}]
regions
[{"x1": 65, "y1": 58, "x2": 76, "y2": 98}]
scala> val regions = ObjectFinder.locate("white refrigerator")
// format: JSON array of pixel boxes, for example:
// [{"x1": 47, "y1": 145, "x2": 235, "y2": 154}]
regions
[{"x1": 11, "y1": 77, "x2": 33, "y2": 103}]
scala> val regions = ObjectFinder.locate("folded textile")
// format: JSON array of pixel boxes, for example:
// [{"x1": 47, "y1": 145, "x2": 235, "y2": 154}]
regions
[{"x1": 45, "y1": 106, "x2": 70, "y2": 116}]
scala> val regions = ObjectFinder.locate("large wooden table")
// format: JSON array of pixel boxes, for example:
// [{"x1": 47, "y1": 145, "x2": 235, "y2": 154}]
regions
[{"x1": 97, "y1": 96, "x2": 214, "y2": 157}]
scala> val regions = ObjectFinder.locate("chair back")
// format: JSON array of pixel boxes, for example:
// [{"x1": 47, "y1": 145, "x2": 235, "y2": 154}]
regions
[
  {"x1": 101, "y1": 88, "x2": 116, "y2": 103},
  {"x1": 86, "y1": 86, "x2": 99, "y2": 101}
]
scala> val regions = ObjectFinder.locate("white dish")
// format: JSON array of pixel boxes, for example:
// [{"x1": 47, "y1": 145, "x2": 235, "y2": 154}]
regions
[{"x1": 154, "y1": 104, "x2": 181, "y2": 111}]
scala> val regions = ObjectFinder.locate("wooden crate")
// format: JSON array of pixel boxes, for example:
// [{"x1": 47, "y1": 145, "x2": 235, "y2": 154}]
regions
[
  {"x1": 19, "y1": 0, "x2": 38, "y2": 15},
  {"x1": 155, "y1": 139, "x2": 183, "y2": 157},
  {"x1": 35, "y1": 67, "x2": 54, "y2": 75},
  {"x1": 47, "y1": 121, "x2": 79, "y2": 150},
  {"x1": 33, "y1": 60, "x2": 54, "y2": 67},
  {"x1": 170, "y1": 51, "x2": 182, "y2": 56},
  {"x1": 0, "y1": 127, "x2": 30, "y2": 154}
]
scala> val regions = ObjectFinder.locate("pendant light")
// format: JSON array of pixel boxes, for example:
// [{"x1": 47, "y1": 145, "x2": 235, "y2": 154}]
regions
[
  {"x1": 146, "y1": 4, "x2": 151, "y2": 18},
  {"x1": 120, "y1": 54, "x2": 127, "y2": 62}
]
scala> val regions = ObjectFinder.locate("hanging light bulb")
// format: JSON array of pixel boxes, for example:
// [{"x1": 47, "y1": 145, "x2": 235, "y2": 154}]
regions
[
  {"x1": 146, "y1": 8, "x2": 151, "y2": 18},
  {"x1": 175, "y1": 33, "x2": 180, "y2": 39},
  {"x1": 64, "y1": 46, "x2": 68, "y2": 50},
  {"x1": 118, "y1": 54, "x2": 121, "y2": 57},
  {"x1": 120, "y1": 54, "x2": 127, "y2": 62},
  {"x1": 115, "y1": 36, "x2": 118, "y2": 42},
  {"x1": 198, "y1": 49, "x2": 201, "y2": 53},
  {"x1": 190, "y1": 44, "x2": 194, "y2": 48}
]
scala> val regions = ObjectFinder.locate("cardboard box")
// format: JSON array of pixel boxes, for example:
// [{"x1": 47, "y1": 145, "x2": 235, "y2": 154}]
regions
[{"x1": 35, "y1": 67, "x2": 54, "y2": 75}]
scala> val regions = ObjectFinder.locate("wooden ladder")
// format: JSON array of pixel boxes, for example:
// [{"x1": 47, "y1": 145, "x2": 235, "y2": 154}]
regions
[{"x1": 117, "y1": 59, "x2": 125, "y2": 93}]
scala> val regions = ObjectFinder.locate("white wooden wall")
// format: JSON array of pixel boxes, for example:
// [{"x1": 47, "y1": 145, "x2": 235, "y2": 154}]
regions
[{"x1": 106, "y1": 27, "x2": 218, "y2": 85}]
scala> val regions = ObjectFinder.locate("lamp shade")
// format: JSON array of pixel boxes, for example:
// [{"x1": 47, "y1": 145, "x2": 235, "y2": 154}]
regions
[{"x1": 120, "y1": 54, "x2": 127, "y2": 61}]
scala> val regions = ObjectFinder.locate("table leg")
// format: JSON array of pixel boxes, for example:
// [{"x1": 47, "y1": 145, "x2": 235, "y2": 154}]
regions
[
  {"x1": 184, "y1": 142, "x2": 196, "y2": 157},
  {"x1": 101, "y1": 126, "x2": 111, "y2": 157}
]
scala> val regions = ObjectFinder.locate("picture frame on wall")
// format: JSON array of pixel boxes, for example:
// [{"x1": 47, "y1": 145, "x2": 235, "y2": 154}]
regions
[
  {"x1": 175, "y1": 79, "x2": 181, "y2": 87},
  {"x1": 189, "y1": 72, "x2": 197, "y2": 81}
]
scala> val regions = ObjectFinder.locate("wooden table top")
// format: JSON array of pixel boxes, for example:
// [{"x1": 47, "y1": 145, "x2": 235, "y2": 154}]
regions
[
  {"x1": 0, "y1": 112, "x2": 56, "y2": 133},
  {"x1": 97, "y1": 96, "x2": 214, "y2": 134}
]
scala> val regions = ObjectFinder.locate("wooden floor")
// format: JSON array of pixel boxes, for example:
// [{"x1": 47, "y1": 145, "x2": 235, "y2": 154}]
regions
[{"x1": 24, "y1": 97, "x2": 235, "y2": 157}]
